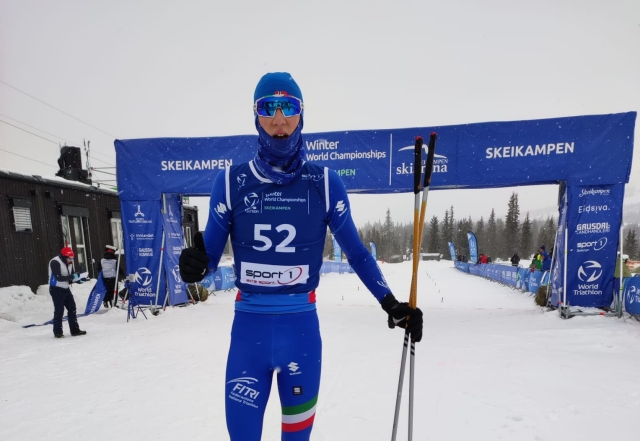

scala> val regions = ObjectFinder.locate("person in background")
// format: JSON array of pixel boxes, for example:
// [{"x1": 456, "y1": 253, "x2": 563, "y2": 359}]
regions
[
  {"x1": 510, "y1": 253, "x2": 521, "y2": 267},
  {"x1": 48, "y1": 247, "x2": 87, "y2": 338},
  {"x1": 539, "y1": 245, "x2": 551, "y2": 272},
  {"x1": 97, "y1": 245, "x2": 123, "y2": 308},
  {"x1": 530, "y1": 250, "x2": 542, "y2": 272},
  {"x1": 178, "y1": 72, "x2": 423, "y2": 441}
]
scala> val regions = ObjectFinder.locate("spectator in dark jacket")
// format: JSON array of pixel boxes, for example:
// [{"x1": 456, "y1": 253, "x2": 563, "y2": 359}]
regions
[
  {"x1": 510, "y1": 253, "x2": 521, "y2": 267},
  {"x1": 48, "y1": 247, "x2": 87, "y2": 338}
]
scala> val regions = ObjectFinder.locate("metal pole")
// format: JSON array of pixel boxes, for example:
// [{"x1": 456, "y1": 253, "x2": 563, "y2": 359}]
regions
[
  {"x1": 153, "y1": 196, "x2": 166, "y2": 312},
  {"x1": 562, "y1": 224, "x2": 568, "y2": 317},
  {"x1": 618, "y1": 221, "x2": 624, "y2": 318},
  {"x1": 114, "y1": 234, "x2": 123, "y2": 308}
]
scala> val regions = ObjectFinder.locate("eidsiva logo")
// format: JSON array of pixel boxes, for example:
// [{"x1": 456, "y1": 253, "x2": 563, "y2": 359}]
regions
[
  {"x1": 134, "y1": 267, "x2": 153, "y2": 287},
  {"x1": 577, "y1": 261, "x2": 603, "y2": 283}
]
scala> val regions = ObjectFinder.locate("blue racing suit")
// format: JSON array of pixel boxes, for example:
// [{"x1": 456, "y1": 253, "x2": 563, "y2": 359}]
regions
[{"x1": 204, "y1": 160, "x2": 390, "y2": 440}]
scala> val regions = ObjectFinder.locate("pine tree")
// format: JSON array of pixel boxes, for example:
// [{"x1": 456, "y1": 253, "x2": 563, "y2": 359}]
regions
[
  {"x1": 624, "y1": 229, "x2": 638, "y2": 259},
  {"x1": 504, "y1": 192, "x2": 521, "y2": 256},
  {"x1": 520, "y1": 212, "x2": 533, "y2": 259},
  {"x1": 381, "y1": 208, "x2": 394, "y2": 260},
  {"x1": 486, "y1": 209, "x2": 497, "y2": 259},
  {"x1": 536, "y1": 216, "x2": 556, "y2": 254},
  {"x1": 427, "y1": 216, "x2": 440, "y2": 254}
]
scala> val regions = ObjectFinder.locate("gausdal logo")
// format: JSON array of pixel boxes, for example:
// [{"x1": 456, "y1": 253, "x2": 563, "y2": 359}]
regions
[
  {"x1": 134, "y1": 267, "x2": 153, "y2": 287},
  {"x1": 577, "y1": 261, "x2": 602, "y2": 283}
]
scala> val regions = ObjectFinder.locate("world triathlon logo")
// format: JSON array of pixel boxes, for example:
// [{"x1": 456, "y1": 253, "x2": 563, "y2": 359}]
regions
[
  {"x1": 628, "y1": 286, "x2": 638, "y2": 305},
  {"x1": 237, "y1": 173, "x2": 246, "y2": 188},
  {"x1": 244, "y1": 192, "x2": 260, "y2": 213},
  {"x1": 577, "y1": 261, "x2": 603, "y2": 283},
  {"x1": 134, "y1": 267, "x2": 153, "y2": 287}
]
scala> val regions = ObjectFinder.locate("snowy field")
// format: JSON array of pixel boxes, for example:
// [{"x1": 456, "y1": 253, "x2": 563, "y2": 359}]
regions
[{"x1": 2, "y1": 260, "x2": 640, "y2": 441}]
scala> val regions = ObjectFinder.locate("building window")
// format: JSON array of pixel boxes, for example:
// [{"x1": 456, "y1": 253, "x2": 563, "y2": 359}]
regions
[
  {"x1": 10, "y1": 198, "x2": 33, "y2": 232},
  {"x1": 13, "y1": 206, "x2": 33, "y2": 232},
  {"x1": 110, "y1": 218, "x2": 123, "y2": 249},
  {"x1": 184, "y1": 226, "x2": 192, "y2": 248}
]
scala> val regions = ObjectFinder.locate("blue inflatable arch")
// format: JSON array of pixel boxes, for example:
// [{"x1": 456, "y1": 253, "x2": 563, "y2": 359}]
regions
[{"x1": 115, "y1": 112, "x2": 636, "y2": 309}]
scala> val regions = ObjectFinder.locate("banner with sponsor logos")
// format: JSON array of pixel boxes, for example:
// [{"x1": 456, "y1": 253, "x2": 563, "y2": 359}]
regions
[
  {"x1": 84, "y1": 271, "x2": 108, "y2": 314},
  {"x1": 162, "y1": 194, "x2": 188, "y2": 305},
  {"x1": 448, "y1": 242, "x2": 457, "y2": 261},
  {"x1": 115, "y1": 112, "x2": 636, "y2": 200},
  {"x1": 332, "y1": 236, "x2": 342, "y2": 262},
  {"x1": 370, "y1": 242, "x2": 377, "y2": 261},
  {"x1": 550, "y1": 188, "x2": 568, "y2": 306},
  {"x1": 565, "y1": 185, "x2": 625, "y2": 307},
  {"x1": 624, "y1": 278, "x2": 640, "y2": 316},
  {"x1": 467, "y1": 232, "x2": 478, "y2": 264},
  {"x1": 121, "y1": 200, "x2": 166, "y2": 306}
]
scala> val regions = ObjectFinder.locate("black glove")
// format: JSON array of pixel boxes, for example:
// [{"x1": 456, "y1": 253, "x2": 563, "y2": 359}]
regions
[
  {"x1": 179, "y1": 232, "x2": 210, "y2": 283},
  {"x1": 381, "y1": 293, "x2": 423, "y2": 342}
]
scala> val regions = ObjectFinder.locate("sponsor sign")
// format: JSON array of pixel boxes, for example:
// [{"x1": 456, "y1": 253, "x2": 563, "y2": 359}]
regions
[{"x1": 240, "y1": 262, "x2": 310, "y2": 286}]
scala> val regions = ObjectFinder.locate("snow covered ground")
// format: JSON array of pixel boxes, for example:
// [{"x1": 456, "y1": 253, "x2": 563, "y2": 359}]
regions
[{"x1": 2, "y1": 260, "x2": 640, "y2": 441}]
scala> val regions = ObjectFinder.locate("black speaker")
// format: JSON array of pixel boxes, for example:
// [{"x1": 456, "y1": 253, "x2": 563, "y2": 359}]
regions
[{"x1": 56, "y1": 146, "x2": 82, "y2": 170}]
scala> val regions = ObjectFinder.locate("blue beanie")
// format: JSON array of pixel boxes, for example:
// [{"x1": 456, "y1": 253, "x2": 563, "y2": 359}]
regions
[{"x1": 254, "y1": 72, "x2": 303, "y2": 103}]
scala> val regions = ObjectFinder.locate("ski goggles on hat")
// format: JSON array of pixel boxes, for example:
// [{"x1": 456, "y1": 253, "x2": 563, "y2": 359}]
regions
[{"x1": 254, "y1": 95, "x2": 303, "y2": 117}]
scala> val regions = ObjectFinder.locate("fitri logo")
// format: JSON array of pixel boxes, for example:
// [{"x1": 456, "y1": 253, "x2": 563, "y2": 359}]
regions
[{"x1": 577, "y1": 261, "x2": 603, "y2": 283}]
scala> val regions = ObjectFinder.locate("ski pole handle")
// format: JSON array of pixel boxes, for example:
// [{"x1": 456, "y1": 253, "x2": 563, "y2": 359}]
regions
[
  {"x1": 423, "y1": 132, "x2": 437, "y2": 188},
  {"x1": 413, "y1": 136, "x2": 423, "y2": 194}
]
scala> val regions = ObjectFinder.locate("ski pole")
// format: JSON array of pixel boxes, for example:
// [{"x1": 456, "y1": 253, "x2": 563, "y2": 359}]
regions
[
  {"x1": 408, "y1": 132, "x2": 437, "y2": 441},
  {"x1": 391, "y1": 136, "x2": 423, "y2": 441}
]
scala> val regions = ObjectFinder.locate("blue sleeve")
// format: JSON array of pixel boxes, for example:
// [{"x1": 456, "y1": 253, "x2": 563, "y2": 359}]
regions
[
  {"x1": 326, "y1": 170, "x2": 391, "y2": 303},
  {"x1": 203, "y1": 171, "x2": 231, "y2": 271}
]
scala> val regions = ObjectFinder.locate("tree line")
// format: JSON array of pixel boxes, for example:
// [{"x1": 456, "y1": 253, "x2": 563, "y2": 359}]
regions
[{"x1": 323, "y1": 192, "x2": 640, "y2": 262}]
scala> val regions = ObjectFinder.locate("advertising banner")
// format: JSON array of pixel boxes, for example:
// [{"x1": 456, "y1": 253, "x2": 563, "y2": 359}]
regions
[
  {"x1": 116, "y1": 113, "x2": 636, "y2": 201},
  {"x1": 467, "y1": 232, "x2": 478, "y2": 265},
  {"x1": 162, "y1": 194, "x2": 188, "y2": 305},
  {"x1": 565, "y1": 185, "x2": 625, "y2": 307},
  {"x1": 121, "y1": 200, "x2": 166, "y2": 306},
  {"x1": 448, "y1": 242, "x2": 457, "y2": 261},
  {"x1": 333, "y1": 236, "x2": 342, "y2": 262},
  {"x1": 550, "y1": 188, "x2": 568, "y2": 306},
  {"x1": 370, "y1": 242, "x2": 377, "y2": 261},
  {"x1": 84, "y1": 272, "x2": 108, "y2": 315},
  {"x1": 624, "y1": 278, "x2": 640, "y2": 316}
]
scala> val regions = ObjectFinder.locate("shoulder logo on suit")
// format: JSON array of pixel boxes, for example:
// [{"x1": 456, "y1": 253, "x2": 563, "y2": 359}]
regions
[
  {"x1": 237, "y1": 173, "x2": 246, "y2": 189},
  {"x1": 336, "y1": 200, "x2": 348, "y2": 216},
  {"x1": 215, "y1": 202, "x2": 227, "y2": 218}
]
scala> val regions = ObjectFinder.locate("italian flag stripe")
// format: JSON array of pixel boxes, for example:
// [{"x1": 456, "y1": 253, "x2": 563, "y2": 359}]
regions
[
  {"x1": 282, "y1": 410, "x2": 315, "y2": 432},
  {"x1": 282, "y1": 395, "x2": 318, "y2": 416}
]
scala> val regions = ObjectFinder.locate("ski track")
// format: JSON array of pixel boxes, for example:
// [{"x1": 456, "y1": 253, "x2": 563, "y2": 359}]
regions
[{"x1": 1, "y1": 260, "x2": 640, "y2": 440}]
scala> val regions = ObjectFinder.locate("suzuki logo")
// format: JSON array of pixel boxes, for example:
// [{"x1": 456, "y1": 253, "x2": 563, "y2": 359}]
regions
[
  {"x1": 336, "y1": 200, "x2": 347, "y2": 216},
  {"x1": 577, "y1": 261, "x2": 603, "y2": 283},
  {"x1": 288, "y1": 362, "x2": 299, "y2": 373}
]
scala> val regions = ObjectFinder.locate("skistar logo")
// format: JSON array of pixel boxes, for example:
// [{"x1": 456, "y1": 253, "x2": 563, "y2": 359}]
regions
[
  {"x1": 577, "y1": 261, "x2": 602, "y2": 283},
  {"x1": 396, "y1": 143, "x2": 448, "y2": 176},
  {"x1": 244, "y1": 192, "x2": 260, "y2": 213}
]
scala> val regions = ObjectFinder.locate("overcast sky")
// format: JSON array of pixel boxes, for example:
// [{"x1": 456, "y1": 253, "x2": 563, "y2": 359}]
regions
[{"x1": 1, "y1": 0, "x2": 639, "y2": 229}]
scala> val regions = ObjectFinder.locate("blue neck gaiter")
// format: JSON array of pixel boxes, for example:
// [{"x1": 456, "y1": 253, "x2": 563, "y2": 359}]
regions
[{"x1": 253, "y1": 117, "x2": 305, "y2": 185}]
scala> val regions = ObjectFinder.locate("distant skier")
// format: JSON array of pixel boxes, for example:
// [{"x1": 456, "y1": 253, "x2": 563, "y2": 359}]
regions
[
  {"x1": 96, "y1": 245, "x2": 123, "y2": 308},
  {"x1": 179, "y1": 72, "x2": 423, "y2": 441}
]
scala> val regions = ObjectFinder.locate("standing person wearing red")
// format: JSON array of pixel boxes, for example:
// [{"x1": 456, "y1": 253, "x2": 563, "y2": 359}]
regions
[{"x1": 48, "y1": 247, "x2": 87, "y2": 338}]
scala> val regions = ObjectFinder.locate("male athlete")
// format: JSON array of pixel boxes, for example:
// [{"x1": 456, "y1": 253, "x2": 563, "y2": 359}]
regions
[{"x1": 180, "y1": 72, "x2": 423, "y2": 441}]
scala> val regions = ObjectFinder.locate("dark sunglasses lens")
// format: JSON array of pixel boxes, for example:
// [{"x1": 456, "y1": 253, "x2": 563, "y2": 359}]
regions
[{"x1": 256, "y1": 97, "x2": 302, "y2": 117}]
